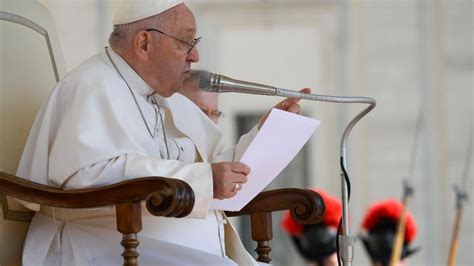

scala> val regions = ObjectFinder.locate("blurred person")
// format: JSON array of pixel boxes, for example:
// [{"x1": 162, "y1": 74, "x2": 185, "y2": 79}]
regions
[
  {"x1": 16, "y1": 0, "x2": 311, "y2": 265},
  {"x1": 179, "y1": 70, "x2": 222, "y2": 124},
  {"x1": 360, "y1": 199, "x2": 419, "y2": 266},
  {"x1": 282, "y1": 189, "x2": 342, "y2": 266}
]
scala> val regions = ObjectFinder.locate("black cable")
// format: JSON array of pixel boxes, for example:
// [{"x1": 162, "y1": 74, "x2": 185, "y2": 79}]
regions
[
  {"x1": 336, "y1": 156, "x2": 352, "y2": 266},
  {"x1": 340, "y1": 156, "x2": 352, "y2": 201}
]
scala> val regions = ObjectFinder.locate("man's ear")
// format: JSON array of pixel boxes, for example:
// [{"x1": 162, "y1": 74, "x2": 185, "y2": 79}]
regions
[{"x1": 134, "y1": 31, "x2": 151, "y2": 61}]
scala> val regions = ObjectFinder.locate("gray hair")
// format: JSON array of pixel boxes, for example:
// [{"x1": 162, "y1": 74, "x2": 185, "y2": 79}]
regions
[
  {"x1": 109, "y1": 16, "x2": 156, "y2": 50},
  {"x1": 109, "y1": 8, "x2": 179, "y2": 50}
]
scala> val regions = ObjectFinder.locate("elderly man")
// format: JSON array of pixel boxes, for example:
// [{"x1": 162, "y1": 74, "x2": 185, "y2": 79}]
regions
[
  {"x1": 179, "y1": 70, "x2": 222, "y2": 123},
  {"x1": 17, "y1": 0, "x2": 309, "y2": 265}
]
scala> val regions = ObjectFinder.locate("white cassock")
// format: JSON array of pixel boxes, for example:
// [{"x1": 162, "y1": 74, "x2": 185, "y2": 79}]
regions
[{"x1": 17, "y1": 47, "x2": 260, "y2": 266}]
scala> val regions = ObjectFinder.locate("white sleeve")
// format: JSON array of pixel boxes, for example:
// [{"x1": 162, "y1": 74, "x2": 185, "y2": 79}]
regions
[
  {"x1": 124, "y1": 153, "x2": 213, "y2": 219},
  {"x1": 60, "y1": 156, "x2": 127, "y2": 189},
  {"x1": 234, "y1": 125, "x2": 259, "y2": 162},
  {"x1": 213, "y1": 125, "x2": 259, "y2": 163},
  {"x1": 61, "y1": 154, "x2": 213, "y2": 219}
]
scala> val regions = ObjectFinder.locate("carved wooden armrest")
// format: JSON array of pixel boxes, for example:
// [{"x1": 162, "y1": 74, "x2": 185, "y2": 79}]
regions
[
  {"x1": 0, "y1": 171, "x2": 194, "y2": 214},
  {"x1": 225, "y1": 188, "x2": 325, "y2": 263},
  {"x1": 0, "y1": 171, "x2": 195, "y2": 266},
  {"x1": 225, "y1": 188, "x2": 325, "y2": 223}
]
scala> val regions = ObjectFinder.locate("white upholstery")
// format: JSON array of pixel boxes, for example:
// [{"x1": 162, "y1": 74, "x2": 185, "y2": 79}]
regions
[{"x1": 0, "y1": 0, "x2": 65, "y2": 264}]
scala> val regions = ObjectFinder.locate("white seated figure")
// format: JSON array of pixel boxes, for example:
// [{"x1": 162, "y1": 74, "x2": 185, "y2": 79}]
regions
[{"x1": 16, "y1": 0, "x2": 308, "y2": 265}]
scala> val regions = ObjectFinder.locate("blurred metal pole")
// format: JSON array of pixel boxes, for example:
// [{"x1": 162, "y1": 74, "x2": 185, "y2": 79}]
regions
[
  {"x1": 416, "y1": 0, "x2": 448, "y2": 264},
  {"x1": 336, "y1": 0, "x2": 355, "y2": 265}
]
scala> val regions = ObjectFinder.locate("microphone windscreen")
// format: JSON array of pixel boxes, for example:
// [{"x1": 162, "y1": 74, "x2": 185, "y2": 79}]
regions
[{"x1": 198, "y1": 71, "x2": 212, "y2": 91}]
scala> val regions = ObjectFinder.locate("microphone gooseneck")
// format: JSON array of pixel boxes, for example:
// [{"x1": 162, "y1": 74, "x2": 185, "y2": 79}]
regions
[{"x1": 200, "y1": 71, "x2": 376, "y2": 266}]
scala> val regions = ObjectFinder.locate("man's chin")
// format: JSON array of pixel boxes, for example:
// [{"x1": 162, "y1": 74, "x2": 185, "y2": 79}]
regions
[
  {"x1": 152, "y1": 89, "x2": 175, "y2": 98},
  {"x1": 153, "y1": 79, "x2": 184, "y2": 97},
  {"x1": 159, "y1": 92, "x2": 175, "y2": 98}
]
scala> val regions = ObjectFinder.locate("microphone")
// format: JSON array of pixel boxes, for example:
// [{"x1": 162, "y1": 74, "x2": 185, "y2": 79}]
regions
[
  {"x1": 198, "y1": 71, "x2": 278, "y2": 96},
  {"x1": 198, "y1": 71, "x2": 375, "y2": 104}
]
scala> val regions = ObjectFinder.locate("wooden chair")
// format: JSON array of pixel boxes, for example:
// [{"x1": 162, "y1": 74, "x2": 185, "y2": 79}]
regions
[
  {"x1": 0, "y1": 172, "x2": 324, "y2": 265},
  {"x1": 0, "y1": 1, "x2": 325, "y2": 265}
]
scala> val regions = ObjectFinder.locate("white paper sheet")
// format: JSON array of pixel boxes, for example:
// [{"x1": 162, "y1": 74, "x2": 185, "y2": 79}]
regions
[{"x1": 211, "y1": 108, "x2": 320, "y2": 211}]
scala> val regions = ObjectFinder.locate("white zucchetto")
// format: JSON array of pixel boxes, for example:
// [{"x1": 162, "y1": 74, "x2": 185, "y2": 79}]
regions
[{"x1": 113, "y1": 0, "x2": 184, "y2": 25}]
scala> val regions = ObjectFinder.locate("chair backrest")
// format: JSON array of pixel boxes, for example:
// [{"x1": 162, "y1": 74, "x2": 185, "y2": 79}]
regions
[{"x1": 0, "y1": 0, "x2": 65, "y2": 264}]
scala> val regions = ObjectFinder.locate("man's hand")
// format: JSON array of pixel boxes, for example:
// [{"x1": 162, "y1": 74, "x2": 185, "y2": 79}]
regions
[
  {"x1": 258, "y1": 88, "x2": 312, "y2": 129},
  {"x1": 211, "y1": 162, "x2": 250, "y2": 199}
]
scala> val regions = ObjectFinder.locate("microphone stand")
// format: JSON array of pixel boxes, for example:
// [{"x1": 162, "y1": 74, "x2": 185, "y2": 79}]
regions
[
  {"x1": 202, "y1": 72, "x2": 376, "y2": 265},
  {"x1": 273, "y1": 89, "x2": 376, "y2": 266}
]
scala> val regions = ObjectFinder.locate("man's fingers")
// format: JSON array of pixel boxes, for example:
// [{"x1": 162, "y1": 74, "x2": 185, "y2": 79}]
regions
[
  {"x1": 211, "y1": 162, "x2": 251, "y2": 199},
  {"x1": 275, "y1": 98, "x2": 295, "y2": 109},
  {"x1": 231, "y1": 173, "x2": 248, "y2": 184},
  {"x1": 287, "y1": 103, "x2": 301, "y2": 114},
  {"x1": 300, "y1": 88, "x2": 311, "y2": 94},
  {"x1": 231, "y1": 162, "x2": 251, "y2": 175},
  {"x1": 275, "y1": 88, "x2": 311, "y2": 111}
]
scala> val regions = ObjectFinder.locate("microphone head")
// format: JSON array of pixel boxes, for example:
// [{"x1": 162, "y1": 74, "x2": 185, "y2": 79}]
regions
[
  {"x1": 198, "y1": 71, "x2": 276, "y2": 95},
  {"x1": 198, "y1": 71, "x2": 222, "y2": 93},
  {"x1": 198, "y1": 71, "x2": 213, "y2": 92}
]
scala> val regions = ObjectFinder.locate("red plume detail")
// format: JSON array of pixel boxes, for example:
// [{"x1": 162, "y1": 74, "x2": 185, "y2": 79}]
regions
[
  {"x1": 282, "y1": 211, "x2": 304, "y2": 236},
  {"x1": 313, "y1": 189, "x2": 342, "y2": 230},
  {"x1": 361, "y1": 199, "x2": 417, "y2": 243},
  {"x1": 281, "y1": 189, "x2": 342, "y2": 235}
]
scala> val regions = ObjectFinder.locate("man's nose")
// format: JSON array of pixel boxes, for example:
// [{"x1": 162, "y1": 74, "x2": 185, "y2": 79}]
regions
[{"x1": 187, "y1": 47, "x2": 199, "y2": 63}]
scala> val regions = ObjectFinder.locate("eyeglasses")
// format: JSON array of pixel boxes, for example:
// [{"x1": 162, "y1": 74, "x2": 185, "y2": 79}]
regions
[
  {"x1": 146, "y1": 28, "x2": 201, "y2": 54},
  {"x1": 201, "y1": 109, "x2": 224, "y2": 122},
  {"x1": 210, "y1": 111, "x2": 224, "y2": 121}
]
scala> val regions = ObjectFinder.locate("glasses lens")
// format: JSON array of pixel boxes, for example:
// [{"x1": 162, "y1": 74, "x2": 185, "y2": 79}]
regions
[
  {"x1": 188, "y1": 37, "x2": 201, "y2": 54},
  {"x1": 212, "y1": 111, "x2": 223, "y2": 120}
]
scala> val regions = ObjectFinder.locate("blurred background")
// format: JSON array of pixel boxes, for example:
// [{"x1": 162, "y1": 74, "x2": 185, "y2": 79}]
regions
[{"x1": 3, "y1": 0, "x2": 473, "y2": 265}]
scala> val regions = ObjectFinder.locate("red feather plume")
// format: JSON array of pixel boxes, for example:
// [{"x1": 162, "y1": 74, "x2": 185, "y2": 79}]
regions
[
  {"x1": 361, "y1": 199, "x2": 417, "y2": 243},
  {"x1": 281, "y1": 189, "x2": 342, "y2": 236}
]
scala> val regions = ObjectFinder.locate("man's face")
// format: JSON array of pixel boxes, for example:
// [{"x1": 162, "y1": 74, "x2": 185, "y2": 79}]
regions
[
  {"x1": 193, "y1": 91, "x2": 220, "y2": 124},
  {"x1": 148, "y1": 4, "x2": 199, "y2": 97},
  {"x1": 181, "y1": 83, "x2": 220, "y2": 124}
]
